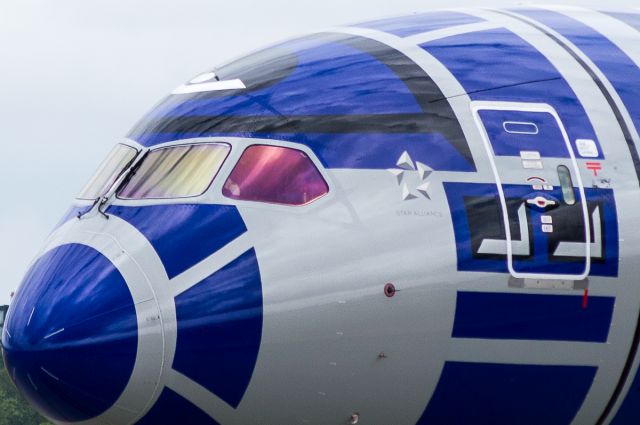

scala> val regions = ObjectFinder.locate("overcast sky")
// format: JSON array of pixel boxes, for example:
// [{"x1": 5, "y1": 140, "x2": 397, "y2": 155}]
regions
[{"x1": 0, "y1": 0, "x2": 636, "y2": 305}]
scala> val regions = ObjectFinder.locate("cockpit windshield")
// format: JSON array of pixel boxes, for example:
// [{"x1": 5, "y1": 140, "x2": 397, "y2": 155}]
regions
[
  {"x1": 222, "y1": 145, "x2": 329, "y2": 205},
  {"x1": 77, "y1": 144, "x2": 138, "y2": 200},
  {"x1": 117, "y1": 143, "x2": 230, "y2": 200},
  {"x1": 77, "y1": 141, "x2": 328, "y2": 206}
]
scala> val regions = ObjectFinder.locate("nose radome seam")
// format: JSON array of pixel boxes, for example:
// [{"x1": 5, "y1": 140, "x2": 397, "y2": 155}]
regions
[
  {"x1": 3, "y1": 217, "x2": 167, "y2": 425},
  {"x1": 86, "y1": 226, "x2": 169, "y2": 424},
  {"x1": 2, "y1": 243, "x2": 139, "y2": 422},
  {"x1": 78, "y1": 225, "x2": 169, "y2": 425}
]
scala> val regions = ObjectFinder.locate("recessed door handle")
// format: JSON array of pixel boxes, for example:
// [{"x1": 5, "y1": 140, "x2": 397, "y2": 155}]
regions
[{"x1": 526, "y1": 196, "x2": 558, "y2": 210}]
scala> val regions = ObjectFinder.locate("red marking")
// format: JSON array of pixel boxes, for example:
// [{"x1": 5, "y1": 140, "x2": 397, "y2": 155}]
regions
[
  {"x1": 582, "y1": 288, "x2": 589, "y2": 309},
  {"x1": 537, "y1": 200, "x2": 546, "y2": 207},
  {"x1": 586, "y1": 162, "x2": 602, "y2": 176},
  {"x1": 526, "y1": 176, "x2": 547, "y2": 183}
]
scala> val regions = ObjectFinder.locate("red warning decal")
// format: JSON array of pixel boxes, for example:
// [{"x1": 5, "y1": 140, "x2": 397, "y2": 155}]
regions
[{"x1": 586, "y1": 162, "x2": 602, "y2": 176}]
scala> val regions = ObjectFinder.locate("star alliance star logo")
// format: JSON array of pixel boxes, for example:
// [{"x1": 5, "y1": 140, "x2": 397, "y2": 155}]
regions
[{"x1": 388, "y1": 151, "x2": 433, "y2": 201}]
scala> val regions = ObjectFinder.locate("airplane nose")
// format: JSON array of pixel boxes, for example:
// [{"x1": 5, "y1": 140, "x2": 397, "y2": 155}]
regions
[{"x1": 1, "y1": 243, "x2": 138, "y2": 423}]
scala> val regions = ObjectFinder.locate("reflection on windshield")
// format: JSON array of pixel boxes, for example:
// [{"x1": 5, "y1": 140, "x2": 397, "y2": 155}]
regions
[
  {"x1": 118, "y1": 143, "x2": 230, "y2": 200},
  {"x1": 222, "y1": 145, "x2": 329, "y2": 205},
  {"x1": 77, "y1": 144, "x2": 138, "y2": 200}
]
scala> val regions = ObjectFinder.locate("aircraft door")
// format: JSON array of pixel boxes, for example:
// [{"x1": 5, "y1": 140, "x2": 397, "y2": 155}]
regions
[{"x1": 471, "y1": 102, "x2": 591, "y2": 281}]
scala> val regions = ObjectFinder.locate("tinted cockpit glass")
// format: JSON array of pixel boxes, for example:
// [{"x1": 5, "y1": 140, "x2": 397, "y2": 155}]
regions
[
  {"x1": 118, "y1": 143, "x2": 230, "y2": 199},
  {"x1": 77, "y1": 144, "x2": 138, "y2": 200},
  {"x1": 222, "y1": 145, "x2": 329, "y2": 206}
]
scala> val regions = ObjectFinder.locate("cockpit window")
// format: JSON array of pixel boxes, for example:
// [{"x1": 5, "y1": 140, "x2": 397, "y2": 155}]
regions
[
  {"x1": 118, "y1": 143, "x2": 230, "y2": 200},
  {"x1": 77, "y1": 144, "x2": 138, "y2": 200},
  {"x1": 222, "y1": 145, "x2": 329, "y2": 206}
]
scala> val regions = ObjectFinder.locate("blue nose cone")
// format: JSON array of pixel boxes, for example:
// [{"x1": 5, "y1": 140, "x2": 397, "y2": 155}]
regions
[{"x1": 1, "y1": 243, "x2": 138, "y2": 422}]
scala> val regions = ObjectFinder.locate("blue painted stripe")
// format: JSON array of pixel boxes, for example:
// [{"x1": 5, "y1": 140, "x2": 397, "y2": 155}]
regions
[
  {"x1": 417, "y1": 362, "x2": 596, "y2": 425},
  {"x1": 610, "y1": 362, "x2": 640, "y2": 424},
  {"x1": 356, "y1": 11, "x2": 484, "y2": 38},
  {"x1": 135, "y1": 388, "x2": 219, "y2": 425},
  {"x1": 421, "y1": 27, "x2": 603, "y2": 159},
  {"x1": 107, "y1": 204, "x2": 246, "y2": 279},
  {"x1": 173, "y1": 249, "x2": 262, "y2": 408},
  {"x1": 453, "y1": 291, "x2": 614, "y2": 342},
  {"x1": 514, "y1": 9, "x2": 640, "y2": 149},
  {"x1": 148, "y1": 38, "x2": 422, "y2": 119},
  {"x1": 129, "y1": 33, "x2": 475, "y2": 171}
]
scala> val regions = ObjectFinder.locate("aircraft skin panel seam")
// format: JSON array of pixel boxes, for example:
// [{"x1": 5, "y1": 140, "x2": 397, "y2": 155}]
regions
[{"x1": 484, "y1": 10, "x2": 640, "y2": 425}]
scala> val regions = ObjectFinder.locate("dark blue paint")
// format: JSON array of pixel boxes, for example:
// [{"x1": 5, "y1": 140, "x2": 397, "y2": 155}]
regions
[
  {"x1": 453, "y1": 291, "x2": 614, "y2": 342},
  {"x1": 515, "y1": 9, "x2": 640, "y2": 148},
  {"x1": 422, "y1": 28, "x2": 603, "y2": 159},
  {"x1": 417, "y1": 362, "x2": 596, "y2": 425},
  {"x1": 356, "y1": 11, "x2": 484, "y2": 37},
  {"x1": 588, "y1": 188, "x2": 620, "y2": 277},
  {"x1": 173, "y1": 249, "x2": 262, "y2": 408},
  {"x1": 129, "y1": 33, "x2": 475, "y2": 172},
  {"x1": 610, "y1": 362, "x2": 640, "y2": 424},
  {"x1": 107, "y1": 204, "x2": 246, "y2": 279},
  {"x1": 132, "y1": 132, "x2": 474, "y2": 172},
  {"x1": 479, "y1": 110, "x2": 569, "y2": 157},
  {"x1": 1, "y1": 244, "x2": 138, "y2": 422},
  {"x1": 135, "y1": 388, "x2": 220, "y2": 425},
  {"x1": 443, "y1": 182, "x2": 619, "y2": 277},
  {"x1": 444, "y1": 182, "x2": 507, "y2": 273},
  {"x1": 148, "y1": 38, "x2": 421, "y2": 119}
]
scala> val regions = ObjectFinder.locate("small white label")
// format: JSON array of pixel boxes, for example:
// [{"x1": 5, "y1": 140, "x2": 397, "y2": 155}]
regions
[
  {"x1": 576, "y1": 139, "x2": 599, "y2": 158},
  {"x1": 521, "y1": 151, "x2": 541, "y2": 160},
  {"x1": 541, "y1": 215, "x2": 553, "y2": 224},
  {"x1": 543, "y1": 185, "x2": 554, "y2": 191},
  {"x1": 172, "y1": 78, "x2": 246, "y2": 94},
  {"x1": 522, "y1": 160, "x2": 544, "y2": 169},
  {"x1": 542, "y1": 224, "x2": 554, "y2": 233},
  {"x1": 532, "y1": 184, "x2": 543, "y2": 191}
]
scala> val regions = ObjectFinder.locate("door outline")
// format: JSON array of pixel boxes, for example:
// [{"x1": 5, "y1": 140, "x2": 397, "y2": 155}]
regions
[{"x1": 471, "y1": 101, "x2": 591, "y2": 281}]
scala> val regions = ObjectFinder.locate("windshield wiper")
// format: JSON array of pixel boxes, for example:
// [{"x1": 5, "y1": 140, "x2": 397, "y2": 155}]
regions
[{"x1": 78, "y1": 148, "x2": 149, "y2": 220}]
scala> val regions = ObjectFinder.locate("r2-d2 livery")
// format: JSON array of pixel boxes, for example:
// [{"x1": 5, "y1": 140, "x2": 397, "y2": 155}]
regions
[{"x1": 4, "y1": 6, "x2": 640, "y2": 425}]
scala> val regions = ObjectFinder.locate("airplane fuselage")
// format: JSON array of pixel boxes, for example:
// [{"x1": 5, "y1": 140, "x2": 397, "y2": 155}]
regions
[{"x1": 3, "y1": 7, "x2": 640, "y2": 425}]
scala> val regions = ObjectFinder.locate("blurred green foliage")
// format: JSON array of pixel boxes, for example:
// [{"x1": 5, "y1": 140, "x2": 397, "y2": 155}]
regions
[{"x1": 0, "y1": 353, "x2": 51, "y2": 425}]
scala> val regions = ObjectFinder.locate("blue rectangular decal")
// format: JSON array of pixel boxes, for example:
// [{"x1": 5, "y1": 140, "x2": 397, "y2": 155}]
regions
[
  {"x1": 453, "y1": 291, "x2": 614, "y2": 342},
  {"x1": 610, "y1": 361, "x2": 640, "y2": 424},
  {"x1": 417, "y1": 362, "x2": 596, "y2": 425},
  {"x1": 478, "y1": 109, "x2": 569, "y2": 158}
]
